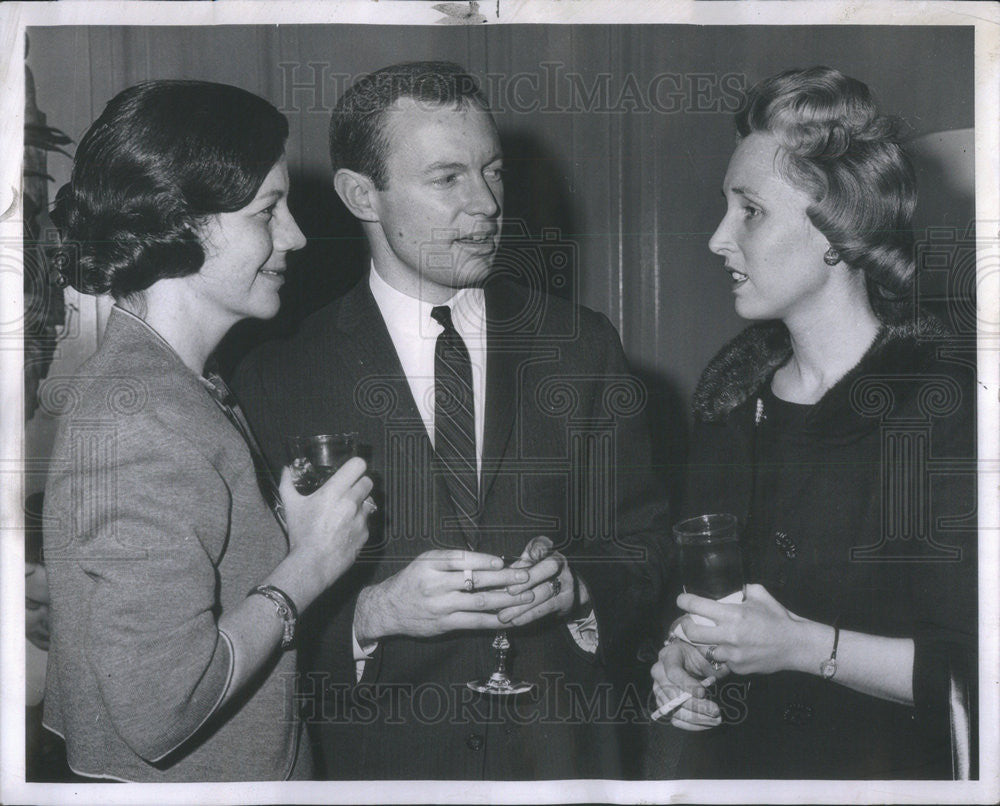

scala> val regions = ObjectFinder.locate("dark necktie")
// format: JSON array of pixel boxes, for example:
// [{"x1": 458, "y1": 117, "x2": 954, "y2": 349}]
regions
[
  {"x1": 202, "y1": 369, "x2": 287, "y2": 535},
  {"x1": 431, "y1": 305, "x2": 478, "y2": 538}
]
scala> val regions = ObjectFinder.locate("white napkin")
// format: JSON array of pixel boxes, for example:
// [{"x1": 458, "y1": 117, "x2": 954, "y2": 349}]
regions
[{"x1": 670, "y1": 589, "x2": 745, "y2": 645}]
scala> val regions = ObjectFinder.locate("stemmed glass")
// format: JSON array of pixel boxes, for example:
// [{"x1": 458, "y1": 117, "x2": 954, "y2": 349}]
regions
[
  {"x1": 286, "y1": 433, "x2": 358, "y2": 494},
  {"x1": 466, "y1": 630, "x2": 534, "y2": 696},
  {"x1": 466, "y1": 556, "x2": 535, "y2": 696}
]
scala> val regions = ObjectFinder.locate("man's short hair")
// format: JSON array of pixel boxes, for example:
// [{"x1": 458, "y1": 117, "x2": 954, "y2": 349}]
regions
[{"x1": 329, "y1": 61, "x2": 490, "y2": 190}]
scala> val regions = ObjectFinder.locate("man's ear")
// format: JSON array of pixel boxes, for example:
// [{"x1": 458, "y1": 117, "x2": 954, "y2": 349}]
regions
[{"x1": 334, "y1": 168, "x2": 380, "y2": 223}]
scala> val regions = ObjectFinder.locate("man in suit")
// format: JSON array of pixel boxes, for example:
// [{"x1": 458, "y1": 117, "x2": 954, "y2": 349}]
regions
[{"x1": 233, "y1": 61, "x2": 667, "y2": 779}]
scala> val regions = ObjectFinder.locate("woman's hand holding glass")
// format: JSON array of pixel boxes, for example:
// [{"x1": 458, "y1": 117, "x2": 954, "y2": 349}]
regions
[
  {"x1": 677, "y1": 583, "x2": 812, "y2": 676},
  {"x1": 651, "y1": 583, "x2": 810, "y2": 732},
  {"x1": 278, "y1": 456, "x2": 374, "y2": 608}
]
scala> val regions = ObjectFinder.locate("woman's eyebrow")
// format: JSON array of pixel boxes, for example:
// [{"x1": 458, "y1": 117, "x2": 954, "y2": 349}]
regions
[
  {"x1": 730, "y1": 185, "x2": 761, "y2": 199},
  {"x1": 254, "y1": 189, "x2": 285, "y2": 203}
]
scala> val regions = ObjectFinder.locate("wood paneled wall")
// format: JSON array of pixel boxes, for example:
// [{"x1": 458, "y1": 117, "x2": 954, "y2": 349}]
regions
[{"x1": 25, "y1": 24, "x2": 975, "y2": 494}]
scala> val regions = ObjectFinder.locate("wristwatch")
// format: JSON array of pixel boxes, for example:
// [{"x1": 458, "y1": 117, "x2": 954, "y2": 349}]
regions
[{"x1": 820, "y1": 624, "x2": 840, "y2": 681}]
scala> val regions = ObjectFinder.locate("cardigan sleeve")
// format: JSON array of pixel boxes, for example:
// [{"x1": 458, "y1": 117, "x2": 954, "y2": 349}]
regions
[{"x1": 48, "y1": 414, "x2": 235, "y2": 762}]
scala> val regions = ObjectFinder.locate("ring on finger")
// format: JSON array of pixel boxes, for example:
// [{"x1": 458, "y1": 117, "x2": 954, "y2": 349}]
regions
[
  {"x1": 549, "y1": 577, "x2": 562, "y2": 597},
  {"x1": 463, "y1": 568, "x2": 475, "y2": 592},
  {"x1": 362, "y1": 496, "x2": 378, "y2": 514},
  {"x1": 705, "y1": 645, "x2": 723, "y2": 671}
]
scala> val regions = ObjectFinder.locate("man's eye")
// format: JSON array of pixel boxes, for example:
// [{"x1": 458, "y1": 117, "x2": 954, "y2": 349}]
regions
[
  {"x1": 485, "y1": 167, "x2": 504, "y2": 181},
  {"x1": 433, "y1": 174, "x2": 459, "y2": 187},
  {"x1": 743, "y1": 205, "x2": 762, "y2": 219}
]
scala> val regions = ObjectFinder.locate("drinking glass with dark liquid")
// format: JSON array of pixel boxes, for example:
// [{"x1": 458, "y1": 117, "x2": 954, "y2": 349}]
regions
[
  {"x1": 674, "y1": 513, "x2": 745, "y2": 608},
  {"x1": 286, "y1": 433, "x2": 358, "y2": 494}
]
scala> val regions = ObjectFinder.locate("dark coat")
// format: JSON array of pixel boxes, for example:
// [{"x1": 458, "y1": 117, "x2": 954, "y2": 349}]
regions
[
  {"x1": 232, "y1": 276, "x2": 668, "y2": 779},
  {"x1": 677, "y1": 317, "x2": 977, "y2": 779}
]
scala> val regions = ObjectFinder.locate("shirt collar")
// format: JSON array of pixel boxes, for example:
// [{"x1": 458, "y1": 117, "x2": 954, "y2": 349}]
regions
[{"x1": 367, "y1": 262, "x2": 486, "y2": 343}]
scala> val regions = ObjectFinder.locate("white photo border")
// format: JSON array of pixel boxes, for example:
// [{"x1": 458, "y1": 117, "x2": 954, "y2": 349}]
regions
[{"x1": 1, "y1": 2, "x2": 997, "y2": 804}]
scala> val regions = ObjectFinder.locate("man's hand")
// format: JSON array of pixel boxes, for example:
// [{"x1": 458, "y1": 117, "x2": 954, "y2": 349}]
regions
[
  {"x1": 26, "y1": 562, "x2": 51, "y2": 651},
  {"x1": 354, "y1": 550, "x2": 534, "y2": 644},
  {"x1": 497, "y1": 536, "x2": 584, "y2": 627}
]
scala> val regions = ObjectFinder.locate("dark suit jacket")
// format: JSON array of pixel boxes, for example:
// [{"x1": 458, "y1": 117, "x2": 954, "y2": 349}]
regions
[{"x1": 233, "y1": 276, "x2": 668, "y2": 779}]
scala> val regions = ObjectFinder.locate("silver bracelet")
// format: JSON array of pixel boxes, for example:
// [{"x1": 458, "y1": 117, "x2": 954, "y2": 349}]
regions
[{"x1": 248, "y1": 584, "x2": 298, "y2": 649}]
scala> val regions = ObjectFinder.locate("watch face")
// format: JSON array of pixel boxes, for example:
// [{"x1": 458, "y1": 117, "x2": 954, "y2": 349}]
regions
[{"x1": 820, "y1": 659, "x2": 837, "y2": 680}]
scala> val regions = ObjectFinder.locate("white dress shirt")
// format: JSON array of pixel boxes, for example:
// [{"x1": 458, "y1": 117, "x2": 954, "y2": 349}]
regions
[{"x1": 368, "y1": 264, "x2": 488, "y2": 479}]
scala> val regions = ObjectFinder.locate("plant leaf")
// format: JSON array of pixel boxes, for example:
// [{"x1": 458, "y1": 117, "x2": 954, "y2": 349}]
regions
[{"x1": 25, "y1": 124, "x2": 73, "y2": 152}]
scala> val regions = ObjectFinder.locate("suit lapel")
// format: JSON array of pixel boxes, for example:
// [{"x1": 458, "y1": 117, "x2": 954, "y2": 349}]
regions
[
  {"x1": 334, "y1": 278, "x2": 424, "y2": 425},
  {"x1": 336, "y1": 280, "x2": 402, "y2": 379},
  {"x1": 336, "y1": 277, "x2": 473, "y2": 550},
  {"x1": 480, "y1": 283, "x2": 534, "y2": 507}
]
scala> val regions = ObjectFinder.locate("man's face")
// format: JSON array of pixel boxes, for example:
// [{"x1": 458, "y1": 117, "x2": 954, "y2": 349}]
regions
[{"x1": 366, "y1": 97, "x2": 504, "y2": 302}]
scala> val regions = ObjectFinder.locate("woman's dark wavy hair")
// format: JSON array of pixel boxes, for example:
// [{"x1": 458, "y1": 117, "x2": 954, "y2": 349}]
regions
[
  {"x1": 736, "y1": 66, "x2": 916, "y2": 323},
  {"x1": 51, "y1": 80, "x2": 288, "y2": 299},
  {"x1": 329, "y1": 61, "x2": 489, "y2": 190}
]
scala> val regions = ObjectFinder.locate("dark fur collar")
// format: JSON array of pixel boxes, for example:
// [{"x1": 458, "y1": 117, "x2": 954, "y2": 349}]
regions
[{"x1": 693, "y1": 315, "x2": 950, "y2": 423}]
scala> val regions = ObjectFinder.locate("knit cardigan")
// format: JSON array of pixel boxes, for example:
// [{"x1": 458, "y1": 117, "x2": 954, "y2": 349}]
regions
[{"x1": 43, "y1": 309, "x2": 307, "y2": 781}]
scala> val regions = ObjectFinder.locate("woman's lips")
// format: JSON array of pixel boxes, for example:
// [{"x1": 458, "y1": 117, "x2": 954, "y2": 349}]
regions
[{"x1": 726, "y1": 265, "x2": 748, "y2": 284}]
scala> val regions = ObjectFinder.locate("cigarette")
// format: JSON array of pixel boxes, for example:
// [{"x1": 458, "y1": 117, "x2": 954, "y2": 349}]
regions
[{"x1": 650, "y1": 675, "x2": 716, "y2": 722}]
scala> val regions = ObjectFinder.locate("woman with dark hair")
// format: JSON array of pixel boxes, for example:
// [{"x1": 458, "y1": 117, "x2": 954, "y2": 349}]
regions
[
  {"x1": 650, "y1": 67, "x2": 976, "y2": 779},
  {"x1": 43, "y1": 80, "x2": 375, "y2": 782}
]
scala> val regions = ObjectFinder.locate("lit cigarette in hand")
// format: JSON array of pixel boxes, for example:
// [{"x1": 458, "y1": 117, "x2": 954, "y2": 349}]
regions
[{"x1": 651, "y1": 675, "x2": 716, "y2": 722}]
